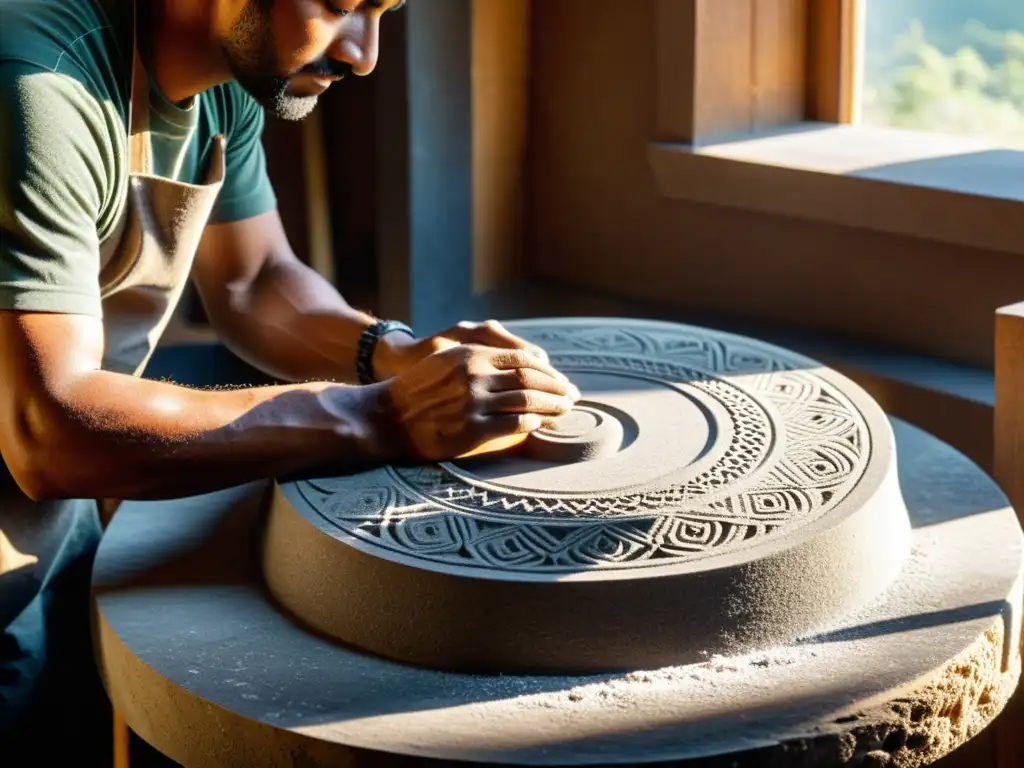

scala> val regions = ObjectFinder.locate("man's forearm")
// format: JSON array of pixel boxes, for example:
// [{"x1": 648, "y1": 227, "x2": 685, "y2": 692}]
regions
[
  {"x1": 201, "y1": 256, "x2": 380, "y2": 385},
  {"x1": 18, "y1": 371, "x2": 394, "y2": 501}
]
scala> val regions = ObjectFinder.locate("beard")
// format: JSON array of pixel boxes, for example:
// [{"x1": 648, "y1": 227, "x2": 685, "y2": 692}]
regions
[{"x1": 219, "y1": 0, "x2": 351, "y2": 121}]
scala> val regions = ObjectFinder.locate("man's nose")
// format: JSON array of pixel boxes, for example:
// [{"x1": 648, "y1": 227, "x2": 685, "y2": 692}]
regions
[{"x1": 329, "y1": 19, "x2": 380, "y2": 76}]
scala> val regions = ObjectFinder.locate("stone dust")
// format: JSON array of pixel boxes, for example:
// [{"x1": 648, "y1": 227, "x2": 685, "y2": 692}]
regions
[{"x1": 502, "y1": 645, "x2": 816, "y2": 711}]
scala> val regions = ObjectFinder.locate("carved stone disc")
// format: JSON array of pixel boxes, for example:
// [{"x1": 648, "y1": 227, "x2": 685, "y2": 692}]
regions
[{"x1": 264, "y1": 318, "x2": 910, "y2": 673}]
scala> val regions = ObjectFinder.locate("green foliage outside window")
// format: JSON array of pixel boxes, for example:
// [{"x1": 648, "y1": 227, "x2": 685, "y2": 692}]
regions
[{"x1": 862, "y1": 0, "x2": 1024, "y2": 146}]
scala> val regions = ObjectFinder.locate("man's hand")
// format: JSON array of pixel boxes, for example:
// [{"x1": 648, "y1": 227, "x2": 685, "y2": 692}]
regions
[
  {"x1": 383, "y1": 344, "x2": 580, "y2": 462},
  {"x1": 373, "y1": 319, "x2": 553, "y2": 381}
]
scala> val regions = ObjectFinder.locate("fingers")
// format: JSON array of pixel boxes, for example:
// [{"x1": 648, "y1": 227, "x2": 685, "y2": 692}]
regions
[
  {"x1": 485, "y1": 349, "x2": 581, "y2": 401},
  {"x1": 484, "y1": 389, "x2": 575, "y2": 417},
  {"x1": 485, "y1": 319, "x2": 550, "y2": 363},
  {"x1": 487, "y1": 347, "x2": 562, "y2": 379},
  {"x1": 486, "y1": 368, "x2": 580, "y2": 400},
  {"x1": 448, "y1": 319, "x2": 550, "y2": 363},
  {"x1": 479, "y1": 412, "x2": 547, "y2": 439}
]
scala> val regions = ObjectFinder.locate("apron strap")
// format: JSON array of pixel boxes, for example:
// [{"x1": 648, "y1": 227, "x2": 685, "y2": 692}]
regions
[{"x1": 127, "y1": 0, "x2": 152, "y2": 175}]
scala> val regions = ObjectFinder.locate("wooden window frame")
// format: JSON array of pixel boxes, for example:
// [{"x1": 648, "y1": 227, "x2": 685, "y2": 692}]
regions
[
  {"x1": 805, "y1": 0, "x2": 863, "y2": 124},
  {"x1": 650, "y1": 0, "x2": 1024, "y2": 258},
  {"x1": 654, "y1": 0, "x2": 862, "y2": 144}
]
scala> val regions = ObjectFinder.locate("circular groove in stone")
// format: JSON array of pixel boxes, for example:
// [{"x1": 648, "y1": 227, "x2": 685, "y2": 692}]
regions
[
  {"x1": 539, "y1": 408, "x2": 602, "y2": 438},
  {"x1": 521, "y1": 403, "x2": 625, "y2": 463},
  {"x1": 446, "y1": 373, "x2": 716, "y2": 501}
]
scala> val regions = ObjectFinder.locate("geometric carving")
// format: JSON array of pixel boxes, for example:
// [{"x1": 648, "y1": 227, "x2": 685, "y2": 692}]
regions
[
  {"x1": 294, "y1": 321, "x2": 872, "y2": 573},
  {"x1": 265, "y1": 318, "x2": 908, "y2": 673}
]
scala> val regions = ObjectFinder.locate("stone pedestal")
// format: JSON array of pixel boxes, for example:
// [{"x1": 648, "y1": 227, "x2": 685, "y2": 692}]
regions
[{"x1": 265, "y1": 319, "x2": 910, "y2": 673}]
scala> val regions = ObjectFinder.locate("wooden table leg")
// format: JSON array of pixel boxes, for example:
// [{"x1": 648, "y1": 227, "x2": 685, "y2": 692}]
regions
[
  {"x1": 113, "y1": 709, "x2": 130, "y2": 768},
  {"x1": 992, "y1": 302, "x2": 1024, "y2": 768}
]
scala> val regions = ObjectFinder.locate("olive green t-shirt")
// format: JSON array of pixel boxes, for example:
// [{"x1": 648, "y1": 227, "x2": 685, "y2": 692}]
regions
[
  {"x1": 0, "y1": 0, "x2": 277, "y2": 318},
  {"x1": 0, "y1": 0, "x2": 277, "y2": 728}
]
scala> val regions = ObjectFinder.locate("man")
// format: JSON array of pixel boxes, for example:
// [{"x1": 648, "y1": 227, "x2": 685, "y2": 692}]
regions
[{"x1": 0, "y1": 0, "x2": 578, "y2": 759}]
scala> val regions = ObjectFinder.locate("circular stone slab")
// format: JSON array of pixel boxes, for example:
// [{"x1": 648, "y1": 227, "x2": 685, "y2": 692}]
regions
[{"x1": 264, "y1": 318, "x2": 911, "y2": 673}]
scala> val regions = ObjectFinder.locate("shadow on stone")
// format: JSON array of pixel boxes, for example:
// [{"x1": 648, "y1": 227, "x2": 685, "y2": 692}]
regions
[{"x1": 798, "y1": 600, "x2": 1013, "y2": 645}]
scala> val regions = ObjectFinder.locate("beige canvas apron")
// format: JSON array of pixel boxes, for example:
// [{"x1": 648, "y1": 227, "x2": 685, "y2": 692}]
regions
[
  {"x1": 0, "y1": 0, "x2": 226, "y2": 732},
  {"x1": 92, "y1": 4, "x2": 225, "y2": 524},
  {"x1": 99, "y1": 12, "x2": 225, "y2": 376}
]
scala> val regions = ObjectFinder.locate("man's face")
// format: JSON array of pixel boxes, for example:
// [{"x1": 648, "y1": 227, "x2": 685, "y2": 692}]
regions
[{"x1": 218, "y1": 0, "x2": 404, "y2": 121}]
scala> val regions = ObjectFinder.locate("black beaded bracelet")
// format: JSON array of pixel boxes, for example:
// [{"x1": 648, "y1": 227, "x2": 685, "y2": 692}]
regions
[{"x1": 356, "y1": 319, "x2": 416, "y2": 385}]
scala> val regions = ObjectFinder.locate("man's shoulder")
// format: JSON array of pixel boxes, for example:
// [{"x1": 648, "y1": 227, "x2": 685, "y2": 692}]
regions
[
  {"x1": 0, "y1": 0, "x2": 129, "y2": 150},
  {"x1": 0, "y1": 0, "x2": 128, "y2": 79},
  {"x1": 0, "y1": 0, "x2": 130, "y2": 252}
]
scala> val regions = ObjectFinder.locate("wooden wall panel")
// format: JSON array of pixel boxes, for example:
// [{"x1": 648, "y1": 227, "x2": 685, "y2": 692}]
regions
[
  {"x1": 693, "y1": 0, "x2": 754, "y2": 139},
  {"x1": 753, "y1": 0, "x2": 808, "y2": 127},
  {"x1": 262, "y1": 119, "x2": 310, "y2": 264},
  {"x1": 472, "y1": 0, "x2": 530, "y2": 293},
  {"x1": 993, "y1": 304, "x2": 1024, "y2": 768},
  {"x1": 321, "y1": 72, "x2": 379, "y2": 311},
  {"x1": 655, "y1": 0, "x2": 808, "y2": 144},
  {"x1": 995, "y1": 303, "x2": 1024, "y2": 523},
  {"x1": 654, "y1": 0, "x2": 697, "y2": 141}
]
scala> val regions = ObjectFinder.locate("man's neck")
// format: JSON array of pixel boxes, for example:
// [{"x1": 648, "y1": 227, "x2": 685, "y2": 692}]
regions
[{"x1": 147, "y1": 0, "x2": 233, "y2": 103}]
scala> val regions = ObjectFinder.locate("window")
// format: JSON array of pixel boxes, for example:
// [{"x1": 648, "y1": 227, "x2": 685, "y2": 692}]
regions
[
  {"x1": 649, "y1": 0, "x2": 1024, "y2": 269},
  {"x1": 860, "y1": 0, "x2": 1024, "y2": 147}
]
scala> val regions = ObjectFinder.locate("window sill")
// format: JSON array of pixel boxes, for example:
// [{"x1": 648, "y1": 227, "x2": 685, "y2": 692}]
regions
[{"x1": 649, "y1": 123, "x2": 1024, "y2": 256}]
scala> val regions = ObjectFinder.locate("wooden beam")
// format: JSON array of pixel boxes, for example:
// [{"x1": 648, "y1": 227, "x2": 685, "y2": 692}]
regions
[
  {"x1": 806, "y1": 0, "x2": 864, "y2": 123},
  {"x1": 654, "y1": 0, "x2": 698, "y2": 142},
  {"x1": 655, "y1": 0, "x2": 809, "y2": 145},
  {"x1": 693, "y1": 0, "x2": 755, "y2": 140},
  {"x1": 993, "y1": 301, "x2": 1024, "y2": 768},
  {"x1": 471, "y1": 0, "x2": 530, "y2": 293},
  {"x1": 375, "y1": 0, "x2": 473, "y2": 333},
  {"x1": 995, "y1": 302, "x2": 1024, "y2": 522},
  {"x1": 753, "y1": 0, "x2": 809, "y2": 128},
  {"x1": 655, "y1": 0, "x2": 754, "y2": 143}
]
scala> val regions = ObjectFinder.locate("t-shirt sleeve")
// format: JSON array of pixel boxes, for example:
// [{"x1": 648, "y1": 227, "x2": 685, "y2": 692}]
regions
[
  {"x1": 0, "y1": 62, "x2": 112, "y2": 317},
  {"x1": 210, "y1": 85, "x2": 277, "y2": 224}
]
